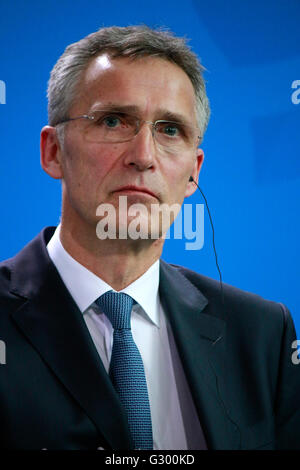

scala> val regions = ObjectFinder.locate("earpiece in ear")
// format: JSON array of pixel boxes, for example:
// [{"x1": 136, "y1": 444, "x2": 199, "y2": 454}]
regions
[{"x1": 189, "y1": 176, "x2": 194, "y2": 182}]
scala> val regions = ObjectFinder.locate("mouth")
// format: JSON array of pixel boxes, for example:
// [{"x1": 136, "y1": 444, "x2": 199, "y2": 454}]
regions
[{"x1": 113, "y1": 185, "x2": 158, "y2": 199}]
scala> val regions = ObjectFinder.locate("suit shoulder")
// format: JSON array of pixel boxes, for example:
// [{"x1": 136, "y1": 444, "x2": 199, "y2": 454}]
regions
[
  {"x1": 0, "y1": 258, "x2": 22, "y2": 321},
  {"x1": 0, "y1": 258, "x2": 13, "y2": 293},
  {"x1": 169, "y1": 263, "x2": 286, "y2": 325}
]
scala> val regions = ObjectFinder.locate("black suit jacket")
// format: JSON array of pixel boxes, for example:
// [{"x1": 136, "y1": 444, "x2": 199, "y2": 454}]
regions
[{"x1": 0, "y1": 227, "x2": 299, "y2": 449}]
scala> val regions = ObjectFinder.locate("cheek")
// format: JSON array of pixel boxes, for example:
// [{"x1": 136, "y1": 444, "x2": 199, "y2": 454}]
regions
[
  {"x1": 63, "y1": 142, "x2": 115, "y2": 185},
  {"x1": 163, "y1": 156, "x2": 191, "y2": 185},
  {"x1": 161, "y1": 156, "x2": 193, "y2": 202}
]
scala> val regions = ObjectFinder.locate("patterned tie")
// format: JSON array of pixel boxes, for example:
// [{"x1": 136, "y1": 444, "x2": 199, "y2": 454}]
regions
[{"x1": 96, "y1": 291, "x2": 153, "y2": 450}]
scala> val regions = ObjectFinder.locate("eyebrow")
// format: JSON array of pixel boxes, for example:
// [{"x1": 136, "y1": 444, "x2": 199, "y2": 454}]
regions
[{"x1": 89, "y1": 103, "x2": 195, "y2": 128}]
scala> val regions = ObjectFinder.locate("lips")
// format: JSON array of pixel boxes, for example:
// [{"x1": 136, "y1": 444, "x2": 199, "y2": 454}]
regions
[{"x1": 113, "y1": 185, "x2": 158, "y2": 198}]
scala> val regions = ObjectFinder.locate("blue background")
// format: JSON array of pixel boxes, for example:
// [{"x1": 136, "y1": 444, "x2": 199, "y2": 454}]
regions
[{"x1": 0, "y1": 0, "x2": 299, "y2": 336}]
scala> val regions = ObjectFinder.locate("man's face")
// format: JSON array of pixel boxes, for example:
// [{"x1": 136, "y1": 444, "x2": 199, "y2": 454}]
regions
[{"x1": 52, "y1": 54, "x2": 203, "y2": 239}]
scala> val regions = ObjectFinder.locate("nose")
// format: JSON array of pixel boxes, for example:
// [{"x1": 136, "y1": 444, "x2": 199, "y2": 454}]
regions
[{"x1": 122, "y1": 122, "x2": 156, "y2": 172}]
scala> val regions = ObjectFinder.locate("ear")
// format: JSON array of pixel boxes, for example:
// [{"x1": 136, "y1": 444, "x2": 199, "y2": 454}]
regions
[
  {"x1": 40, "y1": 126, "x2": 64, "y2": 179},
  {"x1": 184, "y1": 148, "x2": 204, "y2": 197}
]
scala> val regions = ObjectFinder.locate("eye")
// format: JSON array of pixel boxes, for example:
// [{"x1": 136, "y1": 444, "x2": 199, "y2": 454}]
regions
[
  {"x1": 157, "y1": 121, "x2": 183, "y2": 138},
  {"x1": 164, "y1": 125, "x2": 179, "y2": 136},
  {"x1": 103, "y1": 115, "x2": 122, "y2": 128}
]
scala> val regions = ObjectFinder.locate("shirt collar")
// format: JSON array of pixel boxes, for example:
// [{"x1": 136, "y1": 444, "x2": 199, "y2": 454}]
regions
[{"x1": 46, "y1": 225, "x2": 160, "y2": 327}]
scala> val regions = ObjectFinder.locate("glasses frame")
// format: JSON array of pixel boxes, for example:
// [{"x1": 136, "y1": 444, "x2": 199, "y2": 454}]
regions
[{"x1": 55, "y1": 110, "x2": 202, "y2": 147}]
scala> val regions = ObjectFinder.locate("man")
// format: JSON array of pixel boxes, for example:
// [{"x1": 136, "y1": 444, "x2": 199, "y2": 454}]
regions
[{"x1": 0, "y1": 26, "x2": 299, "y2": 450}]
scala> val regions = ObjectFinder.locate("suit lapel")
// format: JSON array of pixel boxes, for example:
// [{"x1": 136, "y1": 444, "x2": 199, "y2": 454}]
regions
[
  {"x1": 8, "y1": 227, "x2": 240, "y2": 449},
  {"x1": 9, "y1": 227, "x2": 132, "y2": 450},
  {"x1": 159, "y1": 261, "x2": 240, "y2": 450}
]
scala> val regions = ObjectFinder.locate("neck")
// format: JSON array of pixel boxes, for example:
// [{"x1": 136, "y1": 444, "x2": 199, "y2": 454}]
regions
[{"x1": 59, "y1": 218, "x2": 164, "y2": 291}]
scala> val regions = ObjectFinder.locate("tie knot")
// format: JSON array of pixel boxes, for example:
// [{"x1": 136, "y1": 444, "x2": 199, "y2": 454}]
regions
[{"x1": 96, "y1": 291, "x2": 134, "y2": 330}]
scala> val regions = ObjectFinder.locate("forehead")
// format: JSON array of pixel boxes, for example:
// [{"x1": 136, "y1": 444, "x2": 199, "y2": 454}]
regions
[{"x1": 71, "y1": 54, "x2": 197, "y2": 121}]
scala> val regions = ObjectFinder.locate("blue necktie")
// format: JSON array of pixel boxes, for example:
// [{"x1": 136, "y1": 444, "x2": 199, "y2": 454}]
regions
[{"x1": 96, "y1": 291, "x2": 153, "y2": 450}]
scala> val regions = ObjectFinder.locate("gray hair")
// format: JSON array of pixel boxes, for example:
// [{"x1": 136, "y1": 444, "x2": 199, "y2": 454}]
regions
[{"x1": 47, "y1": 25, "x2": 210, "y2": 138}]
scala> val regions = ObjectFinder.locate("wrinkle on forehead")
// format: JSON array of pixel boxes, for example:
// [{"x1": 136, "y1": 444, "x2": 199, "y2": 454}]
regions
[{"x1": 74, "y1": 54, "x2": 198, "y2": 124}]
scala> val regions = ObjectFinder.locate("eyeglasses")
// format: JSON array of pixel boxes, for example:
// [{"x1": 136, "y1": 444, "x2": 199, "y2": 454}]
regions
[{"x1": 55, "y1": 109, "x2": 201, "y2": 153}]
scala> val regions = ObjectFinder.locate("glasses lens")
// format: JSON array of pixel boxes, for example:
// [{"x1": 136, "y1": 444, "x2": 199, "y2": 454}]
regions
[
  {"x1": 84, "y1": 111, "x2": 137, "y2": 143},
  {"x1": 82, "y1": 111, "x2": 199, "y2": 151},
  {"x1": 154, "y1": 121, "x2": 198, "y2": 152}
]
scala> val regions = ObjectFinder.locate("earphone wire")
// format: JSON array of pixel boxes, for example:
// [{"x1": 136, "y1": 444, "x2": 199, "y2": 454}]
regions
[
  {"x1": 190, "y1": 177, "x2": 241, "y2": 447},
  {"x1": 191, "y1": 177, "x2": 224, "y2": 306}
]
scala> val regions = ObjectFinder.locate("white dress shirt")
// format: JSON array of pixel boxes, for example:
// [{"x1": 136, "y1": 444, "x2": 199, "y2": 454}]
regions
[{"x1": 47, "y1": 225, "x2": 205, "y2": 450}]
